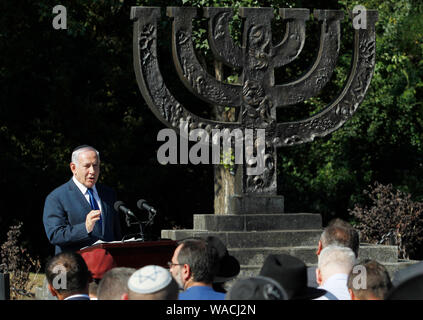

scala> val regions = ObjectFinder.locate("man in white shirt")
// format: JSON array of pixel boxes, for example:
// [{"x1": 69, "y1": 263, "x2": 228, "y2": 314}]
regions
[{"x1": 314, "y1": 245, "x2": 356, "y2": 300}]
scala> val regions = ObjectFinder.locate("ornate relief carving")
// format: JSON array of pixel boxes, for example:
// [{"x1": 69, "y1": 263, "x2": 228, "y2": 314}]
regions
[{"x1": 132, "y1": 7, "x2": 377, "y2": 195}]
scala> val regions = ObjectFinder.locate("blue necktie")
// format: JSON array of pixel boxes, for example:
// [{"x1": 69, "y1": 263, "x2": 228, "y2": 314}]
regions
[{"x1": 87, "y1": 188, "x2": 102, "y2": 229}]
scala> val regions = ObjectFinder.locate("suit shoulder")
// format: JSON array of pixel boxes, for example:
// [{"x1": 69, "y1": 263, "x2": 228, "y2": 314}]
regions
[{"x1": 46, "y1": 180, "x2": 73, "y2": 199}]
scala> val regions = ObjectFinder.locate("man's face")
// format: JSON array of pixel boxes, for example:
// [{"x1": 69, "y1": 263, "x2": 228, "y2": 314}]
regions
[
  {"x1": 70, "y1": 150, "x2": 100, "y2": 188},
  {"x1": 170, "y1": 244, "x2": 185, "y2": 290}
]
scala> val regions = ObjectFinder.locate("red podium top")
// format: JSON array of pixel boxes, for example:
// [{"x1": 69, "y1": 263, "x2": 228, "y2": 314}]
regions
[{"x1": 78, "y1": 239, "x2": 177, "y2": 270}]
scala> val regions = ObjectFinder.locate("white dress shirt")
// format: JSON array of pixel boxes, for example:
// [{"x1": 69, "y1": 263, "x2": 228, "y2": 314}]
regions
[
  {"x1": 314, "y1": 273, "x2": 351, "y2": 300},
  {"x1": 64, "y1": 293, "x2": 91, "y2": 300},
  {"x1": 72, "y1": 176, "x2": 103, "y2": 213}
]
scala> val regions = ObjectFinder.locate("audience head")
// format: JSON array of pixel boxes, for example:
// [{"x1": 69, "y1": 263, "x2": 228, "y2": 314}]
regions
[
  {"x1": 169, "y1": 238, "x2": 220, "y2": 290},
  {"x1": 81, "y1": 248, "x2": 116, "y2": 283},
  {"x1": 347, "y1": 260, "x2": 392, "y2": 300},
  {"x1": 97, "y1": 267, "x2": 136, "y2": 300},
  {"x1": 318, "y1": 218, "x2": 359, "y2": 258},
  {"x1": 126, "y1": 265, "x2": 179, "y2": 300},
  {"x1": 45, "y1": 252, "x2": 90, "y2": 300},
  {"x1": 206, "y1": 236, "x2": 240, "y2": 292},
  {"x1": 386, "y1": 273, "x2": 423, "y2": 300},
  {"x1": 259, "y1": 254, "x2": 326, "y2": 300},
  {"x1": 226, "y1": 275, "x2": 288, "y2": 300},
  {"x1": 316, "y1": 245, "x2": 356, "y2": 286},
  {"x1": 80, "y1": 248, "x2": 116, "y2": 299}
]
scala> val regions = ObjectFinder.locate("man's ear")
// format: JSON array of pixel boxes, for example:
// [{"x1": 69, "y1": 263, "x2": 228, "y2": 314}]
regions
[
  {"x1": 316, "y1": 241, "x2": 323, "y2": 256},
  {"x1": 348, "y1": 288, "x2": 357, "y2": 300},
  {"x1": 70, "y1": 162, "x2": 76, "y2": 175},
  {"x1": 182, "y1": 264, "x2": 191, "y2": 282},
  {"x1": 48, "y1": 283, "x2": 58, "y2": 297},
  {"x1": 316, "y1": 268, "x2": 323, "y2": 286}
]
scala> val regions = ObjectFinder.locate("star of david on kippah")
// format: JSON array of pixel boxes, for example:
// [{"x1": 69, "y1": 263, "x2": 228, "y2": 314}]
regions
[
  {"x1": 128, "y1": 265, "x2": 172, "y2": 294},
  {"x1": 136, "y1": 265, "x2": 160, "y2": 284}
]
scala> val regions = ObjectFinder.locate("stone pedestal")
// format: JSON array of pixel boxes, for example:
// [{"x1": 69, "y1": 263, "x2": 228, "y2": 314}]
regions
[
  {"x1": 228, "y1": 195, "x2": 285, "y2": 214},
  {"x1": 161, "y1": 207, "x2": 416, "y2": 282}
]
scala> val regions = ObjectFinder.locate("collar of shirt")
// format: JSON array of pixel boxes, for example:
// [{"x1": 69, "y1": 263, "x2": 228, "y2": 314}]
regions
[
  {"x1": 318, "y1": 273, "x2": 350, "y2": 300},
  {"x1": 72, "y1": 176, "x2": 101, "y2": 211},
  {"x1": 64, "y1": 293, "x2": 91, "y2": 300},
  {"x1": 72, "y1": 176, "x2": 98, "y2": 195}
]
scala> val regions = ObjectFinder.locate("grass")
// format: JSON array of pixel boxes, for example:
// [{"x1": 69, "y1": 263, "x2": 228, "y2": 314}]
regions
[
  {"x1": 29, "y1": 272, "x2": 45, "y2": 291},
  {"x1": 9, "y1": 272, "x2": 46, "y2": 300}
]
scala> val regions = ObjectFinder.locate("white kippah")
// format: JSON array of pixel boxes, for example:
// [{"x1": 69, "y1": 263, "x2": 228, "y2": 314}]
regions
[{"x1": 128, "y1": 265, "x2": 172, "y2": 294}]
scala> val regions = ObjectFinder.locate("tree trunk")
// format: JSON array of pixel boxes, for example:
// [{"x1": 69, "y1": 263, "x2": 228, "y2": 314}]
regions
[{"x1": 213, "y1": 60, "x2": 237, "y2": 215}]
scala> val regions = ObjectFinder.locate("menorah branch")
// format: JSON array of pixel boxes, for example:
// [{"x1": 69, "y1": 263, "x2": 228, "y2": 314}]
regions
[
  {"x1": 271, "y1": 10, "x2": 343, "y2": 107},
  {"x1": 168, "y1": 7, "x2": 242, "y2": 107}
]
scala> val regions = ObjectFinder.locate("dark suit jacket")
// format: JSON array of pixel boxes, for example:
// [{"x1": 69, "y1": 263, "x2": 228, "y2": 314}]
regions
[{"x1": 43, "y1": 178, "x2": 122, "y2": 254}]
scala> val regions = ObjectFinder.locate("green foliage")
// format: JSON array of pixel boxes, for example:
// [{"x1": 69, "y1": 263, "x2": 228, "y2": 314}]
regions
[
  {"x1": 1, "y1": 0, "x2": 422, "y2": 262},
  {"x1": 279, "y1": 0, "x2": 423, "y2": 222}
]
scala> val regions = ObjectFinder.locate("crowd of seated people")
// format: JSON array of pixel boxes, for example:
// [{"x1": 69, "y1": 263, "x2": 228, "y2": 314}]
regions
[{"x1": 43, "y1": 219, "x2": 423, "y2": 300}]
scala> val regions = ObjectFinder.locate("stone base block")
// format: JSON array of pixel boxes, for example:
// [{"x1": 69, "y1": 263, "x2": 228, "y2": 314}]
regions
[
  {"x1": 161, "y1": 229, "x2": 322, "y2": 248},
  {"x1": 193, "y1": 213, "x2": 322, "y2": 231},
  {"x1": 229, "y1": 194, "x2": 284, "y2": 214}
]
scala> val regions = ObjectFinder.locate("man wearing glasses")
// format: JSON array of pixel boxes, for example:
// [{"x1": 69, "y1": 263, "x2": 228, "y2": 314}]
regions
[{"x1": 168, "y1": 238, "x2": 225, "y2": 300}]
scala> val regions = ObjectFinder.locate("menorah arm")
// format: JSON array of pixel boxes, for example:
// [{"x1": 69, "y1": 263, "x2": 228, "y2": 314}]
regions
[
  {"x1": 271, "y1": 10, "x2": 344, "y2": 107},
  {"x1": 168, "y1": 7, "x2": 242, "y2": 107},
  {"x1": 203, "y1": 7, "x2": 243, "y2": 69},
  {"x1": 131, "y1": 6, "x2": 240, "y2": 133},
  {"x1": 274, "y1": 10, "x2": 378, "y2": 147},
  {"x1": 272, "y1": 8, "x2": 310, "y2": 68}
]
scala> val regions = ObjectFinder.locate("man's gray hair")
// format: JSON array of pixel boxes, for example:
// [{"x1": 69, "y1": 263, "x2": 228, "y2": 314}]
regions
[
  {"x1": 71, "y1": 145, "x2": 100, "y2": 165},
  {"x1": 320, "y1": 219, "x2": 359, "y2": 257},
  {"x1": 318, "y1": 245, "x2": 356, "y2": 280}
]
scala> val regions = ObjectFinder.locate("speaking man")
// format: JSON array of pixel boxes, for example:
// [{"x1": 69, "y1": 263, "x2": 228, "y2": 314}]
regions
[{"x1": 43, "y1": 145, "x2": 121, "y2": 254}]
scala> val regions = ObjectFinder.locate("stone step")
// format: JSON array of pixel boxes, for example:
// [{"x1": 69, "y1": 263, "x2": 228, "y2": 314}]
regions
[
  {"x1": 161, "y1": 229, "x2": 322, "y2": 248},
  {"x1": 193, "y1": 213, "x2": 322, "y2": 231},
  {"x1": 358, "y1": 244, "x2": 399, "y2": 263},
  {"x1": 229, "y1": 246, "x2": 318, "y2": 265},
  {"x1": 228, "y1": 243, "x2": 398, "y2": 266}
]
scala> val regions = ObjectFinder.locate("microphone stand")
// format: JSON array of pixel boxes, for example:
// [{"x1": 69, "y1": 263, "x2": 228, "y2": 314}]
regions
[
  {"x1": 121, "y1": 212, "x2": 145, "y2": 242},
  {"x1": 120, "y1": 206, "x2": 158, "y2": 242}
]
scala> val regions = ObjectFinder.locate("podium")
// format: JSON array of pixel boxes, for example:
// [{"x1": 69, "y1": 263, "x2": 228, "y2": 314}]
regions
[{"x1": 78, "y1": 239, "x2": 177, "y2": 269}]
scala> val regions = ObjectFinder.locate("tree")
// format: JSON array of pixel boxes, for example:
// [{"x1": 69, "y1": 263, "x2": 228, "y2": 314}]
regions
[{"x1": 0, "y1": 0, "x2": 421, "y2": 263}]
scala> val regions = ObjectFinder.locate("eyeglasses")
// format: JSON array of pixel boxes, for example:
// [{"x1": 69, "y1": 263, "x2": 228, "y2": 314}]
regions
[{"x1": 167, "y1": 261, "x2": 184, "y2": 268}]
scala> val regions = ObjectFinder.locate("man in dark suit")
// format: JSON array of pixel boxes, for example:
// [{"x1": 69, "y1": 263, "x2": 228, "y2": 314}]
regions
[{"x1": 43, "y1": 145, "x2": 121, "y2": 254}]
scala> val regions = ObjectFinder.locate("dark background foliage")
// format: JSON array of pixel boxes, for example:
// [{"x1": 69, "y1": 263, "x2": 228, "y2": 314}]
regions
[{"x1": 0, "y1": 0, "x2": 422, "y2": 265}]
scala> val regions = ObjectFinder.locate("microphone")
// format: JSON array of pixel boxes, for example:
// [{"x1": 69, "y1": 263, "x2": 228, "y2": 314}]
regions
[
  {"x1": 137, "y1": 199, "x2": 157, "y2": 214},
  {"x1": 114, "y1": 201, "x2": 137, "y2": 219}
]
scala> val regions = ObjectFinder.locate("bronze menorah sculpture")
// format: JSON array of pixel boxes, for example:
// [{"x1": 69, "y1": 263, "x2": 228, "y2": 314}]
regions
[{"x1": 131, "y1": 6, "x2": 377, "y2": 214}]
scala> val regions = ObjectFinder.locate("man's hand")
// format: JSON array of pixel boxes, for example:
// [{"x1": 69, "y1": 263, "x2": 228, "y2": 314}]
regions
[{"x1": 85, "y1": 210, "x2": 101, "y2": 233}]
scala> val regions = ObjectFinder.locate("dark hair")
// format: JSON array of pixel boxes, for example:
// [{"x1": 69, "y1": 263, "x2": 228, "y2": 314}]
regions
[
  {"x1": 321, "y1": 218, "x2": 360, "y2": 257},
  {"x1": 45, "y1": 252, "x2": 90, "y2": 295},
  {"x1": 177, "y1": 238, "x2": 220, "y2": 284},
  {"x1": 347, "y1": 260, "x2": 392, "y2": 300}
]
